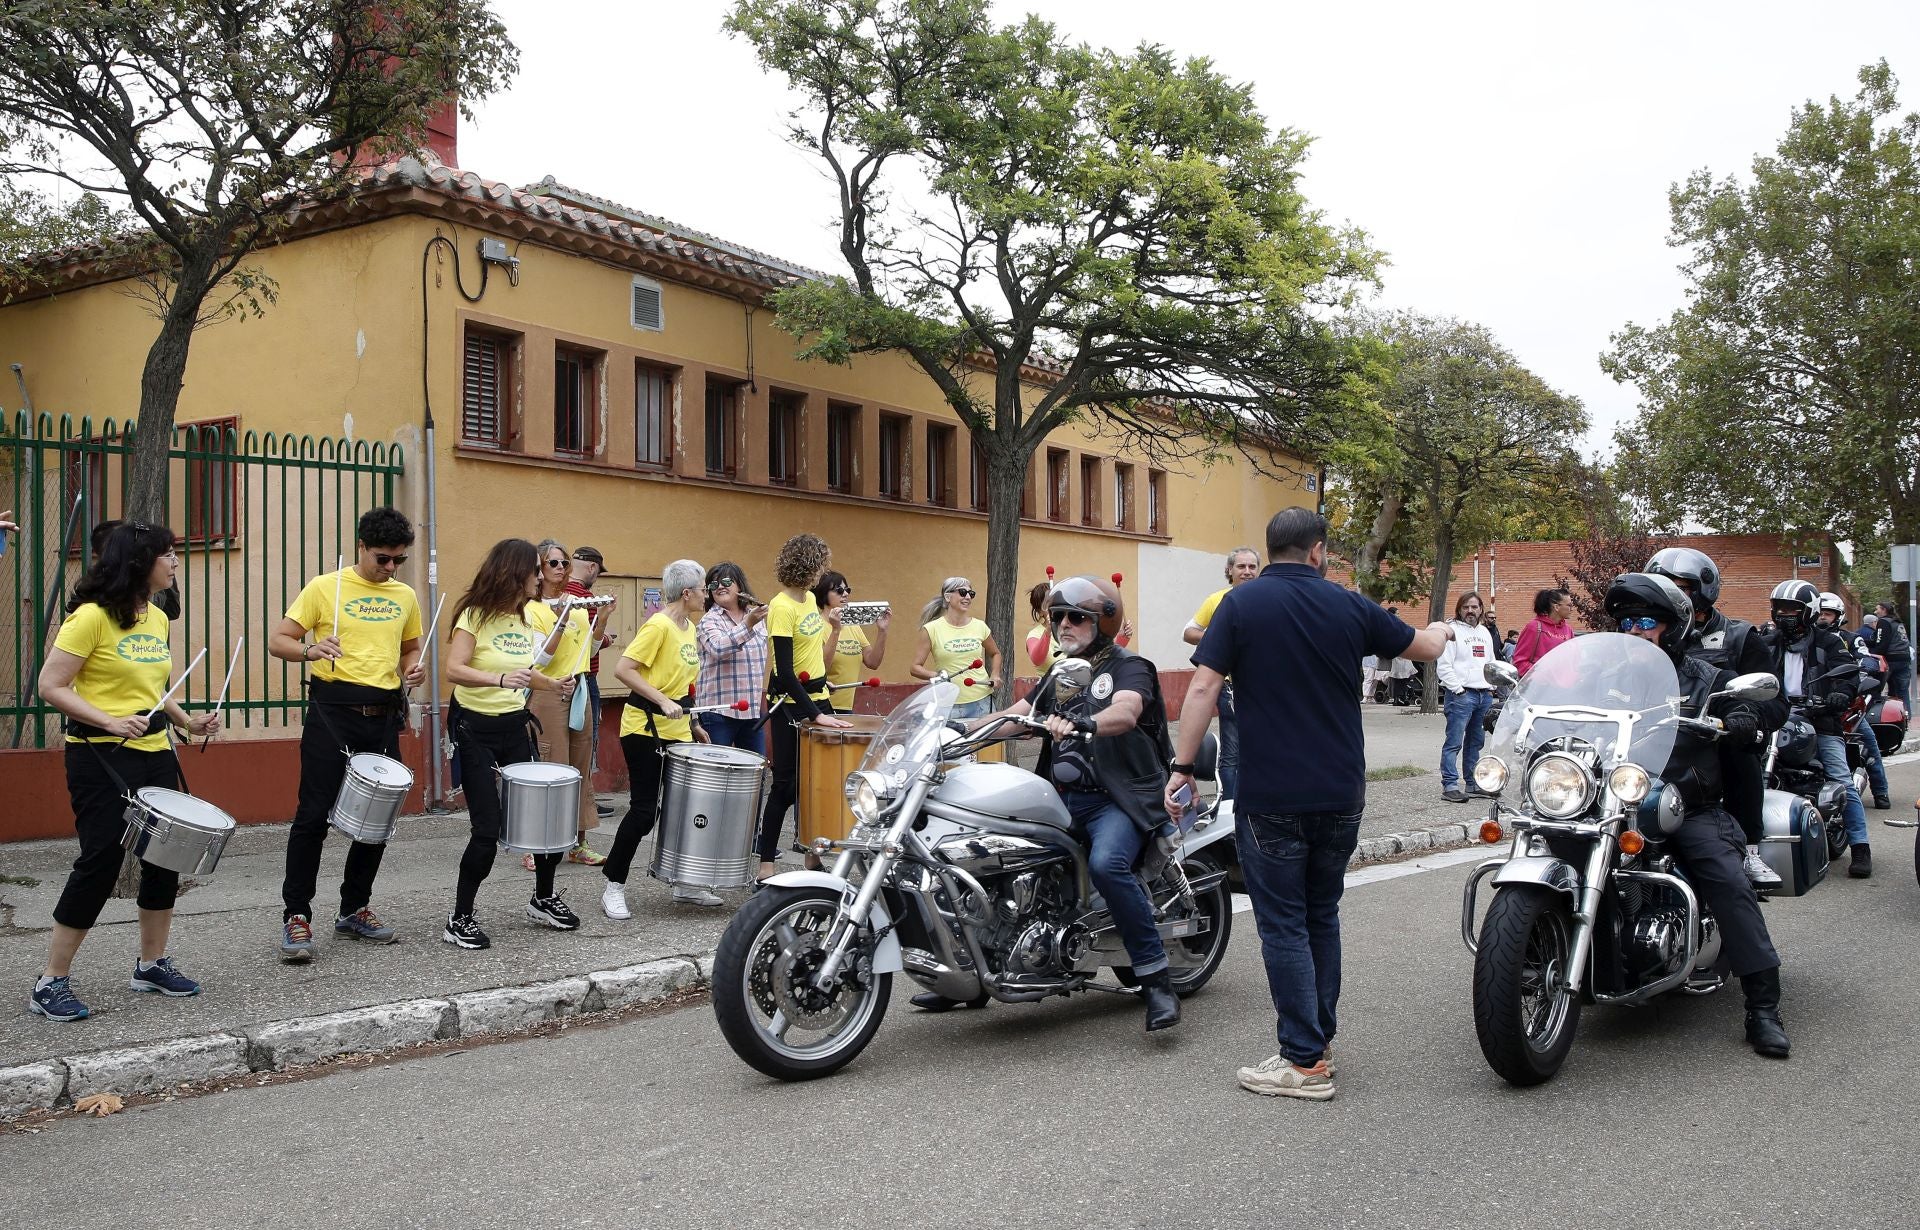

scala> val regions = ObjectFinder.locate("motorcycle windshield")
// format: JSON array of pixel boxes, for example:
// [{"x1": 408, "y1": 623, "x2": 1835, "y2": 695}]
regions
[
  {"x1": 857, "y1": 680, "x2": 959, "y2": 789},
  {"x1": 1484, "y1": 633, "x2": 1681, "y2": 781}
]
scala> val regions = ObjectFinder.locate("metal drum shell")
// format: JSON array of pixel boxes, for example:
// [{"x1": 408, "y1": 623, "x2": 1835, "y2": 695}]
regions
[
  {"x1": 498, "y1": 762, "x2": 583, "y2": 854},
  {"x1": 649, "y1": 743, "x2": 766, "y2": 890},
  {"x1": 121, "y1": 787, "x2": 237, "y2": 877},
  {"x1": 328, "y1": 753, "x2": 412, "y2": 845}
]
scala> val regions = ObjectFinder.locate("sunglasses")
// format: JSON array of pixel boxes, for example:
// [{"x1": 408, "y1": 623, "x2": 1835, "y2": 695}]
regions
[
  {"x1": 543, "y1": 558, "x2": 569, "y2": 569},
  {"x1": 374, "y1": 552, "x2": 409, "y2": 567},
  {"x1": 709, "y1": 578, "x2": 736, "y2": 591},
  {"x1": 1617, "y1": 616, "x2": 1660, "y2": 632},
  {"x1": 1050, "y1": 609, "x2": 1093, "y2": 627},
  {"x1": 948, "y1": 588, "x2": 976, "y2": 599},
  {"x1": 832, "y1": 585, "x2": 851, "y2": 595}
]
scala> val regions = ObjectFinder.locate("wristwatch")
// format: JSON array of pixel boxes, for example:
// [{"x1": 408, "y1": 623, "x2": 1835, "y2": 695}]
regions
[{"x1": 1170, "y1": 761, "x2": 1196, "y2": 775}]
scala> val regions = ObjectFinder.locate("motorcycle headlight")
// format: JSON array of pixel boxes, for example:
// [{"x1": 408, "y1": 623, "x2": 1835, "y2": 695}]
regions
[
  {"x1": 845, "y1": 770, "x2": 890, "y2": 826},
  {"x1": 1524, "y1": 752, "x2": 1594, "y2": 820},
  {"x1": 1607, "y1": 763, "x2": 1651, "y2": 806},
  {"x1": 1472, "y1": 755, "x2": 1509, "y2": 795}
]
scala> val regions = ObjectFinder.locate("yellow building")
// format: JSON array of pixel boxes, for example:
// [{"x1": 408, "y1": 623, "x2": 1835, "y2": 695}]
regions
[{"x1": 0, "y1": 152, "x2": 1318, "y2": 816}]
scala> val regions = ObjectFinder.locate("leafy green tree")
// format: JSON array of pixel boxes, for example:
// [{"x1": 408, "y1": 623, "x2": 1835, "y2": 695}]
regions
[
  {"x1": 0, "y1": 0, "x2": 518, "y2": 520},
  {"x1": 1605, "y1": 61, "x2": 1920, "y2": 575},
  {"x1": 725, "y1": 0, "x2": 1376, "y2": 683},
  {"x1": 0, "y1": 165, "x2": 120, "y2": 275}
]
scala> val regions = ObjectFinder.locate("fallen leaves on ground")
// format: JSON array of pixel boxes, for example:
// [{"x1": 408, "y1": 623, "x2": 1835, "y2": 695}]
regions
[{"x1": 74, "y1": 1093, "x2": 123, "y2": 1117}]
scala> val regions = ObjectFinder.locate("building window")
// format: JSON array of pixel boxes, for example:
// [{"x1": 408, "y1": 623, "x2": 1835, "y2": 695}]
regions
[
  {"x1": 704, "y1": 377, "x2": 740, "y2": 477},
  {"x1": 1148, "y1": 468, "x2": 1167, "y2": 534},
  {"x1": 183, "y1": 417, "x2": 240, "y2": 544},
  {"x1": 1046, "y1": 449, "x2": 1070, "y2": 522},
  {"x1": 634, "y1": 361, "x2": 673, "y2": 469},
  {"x1": 553, "y1": 346, "x2": 598, "y2": 457},
  {"x1": 462, "y1": 326, "x2": 517, "y2": 448},
  {"x1": 1113, "y1": 463, "x2": 1134, "y2": 530},
  {"x1": 878, "y1": 412, "x2": 909, "y2": 500},
  {"x1": 1080, "y1": 455, "x2": 1101, "y2": 526},
  {"x1": 827, "y1": 403, "x2": 859, "y2": 494},
  {"x1": 769, "y1": 390, "x2": 803, "y2": 486},
  {"x1": 969, "y1": 439, "x2": 988, "y2": 511},
  {"x1": 927, "y1": 423, "x2": 956, "y2": 507}
]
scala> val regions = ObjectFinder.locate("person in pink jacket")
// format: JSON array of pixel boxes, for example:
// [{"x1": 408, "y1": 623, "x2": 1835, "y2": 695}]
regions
[{"x1": 1512, "y1": 587, "x2": 1575, "y2": 677}]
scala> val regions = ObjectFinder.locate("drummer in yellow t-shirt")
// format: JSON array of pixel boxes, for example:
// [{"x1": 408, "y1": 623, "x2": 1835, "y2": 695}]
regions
[
  {"x1": 267, "y1": 507, "x2": 424, "y2": 961},
  {"x1": 1180, "y1": 546, "x2": 1261, "y2": 804},
  {"x1": 756, "y1": 533, "x2": 853, "y2": 881},
  {"x1": 523, "y1": 537, "x2": 603, "y2": 871},
  {"x1": 814, "y1": 570, "x2": 889, "y2": 714},
  {"x1": 912, "y1": 577, "x2": 1004, "y2": 719},
  {"x1": 602, "y1": 558, "x2": 713, "y2": 915},
  {"x1": 33, "y1": 523, "x2": 219, "y2": 1022}
]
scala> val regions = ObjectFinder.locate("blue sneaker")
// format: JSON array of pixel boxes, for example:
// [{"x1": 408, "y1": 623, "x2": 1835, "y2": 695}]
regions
[
  {"x1": 334, "y1": 907, "x2": 397, "y2": 943},
  {"x1": 29, "y1": 976, "x2": 90, "y2": 1022},
  {"x1": 129, "y1": 957, "x2": 201, "y2": 997}
]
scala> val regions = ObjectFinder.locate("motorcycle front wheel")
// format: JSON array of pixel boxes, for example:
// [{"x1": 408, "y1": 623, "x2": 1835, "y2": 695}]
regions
[
  {"x1": 712, "y1": 886, "x2": 892, "y2": 1082},
  {"x1": 1473, "y1": 886, "x2": 1581, "y2": 1086}
]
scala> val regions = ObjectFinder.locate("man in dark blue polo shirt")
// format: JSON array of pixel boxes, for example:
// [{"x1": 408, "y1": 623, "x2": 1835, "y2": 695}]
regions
[{"x1": 1166, "y1": 508, "x2": 1450, "y2": 1101}]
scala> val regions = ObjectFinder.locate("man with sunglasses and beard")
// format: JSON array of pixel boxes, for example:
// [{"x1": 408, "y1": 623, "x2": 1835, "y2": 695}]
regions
[{"x1": 268, "y1": 507, "x2": 425, "y2": 961}]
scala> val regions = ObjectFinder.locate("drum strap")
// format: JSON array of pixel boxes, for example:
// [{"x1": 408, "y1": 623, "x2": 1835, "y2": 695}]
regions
[
  {"x1": 630, "y1": 691, "x2": 695, "y2": 741},
  {"x1": 69, "y1": 725, "x2": 187, "y2": 801},
  {"x1": 304, "y1": 679, "x2": 404, "y2": 762}
]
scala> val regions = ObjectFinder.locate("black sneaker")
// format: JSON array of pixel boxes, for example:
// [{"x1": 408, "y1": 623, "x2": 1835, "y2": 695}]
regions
[
  {"x1": 595, "y1": 802, "x2": 615, "y2": 819},
  {"x1": 1872, "y1": 794, "x2": 1892, "y2": 811},
  {"x1": 1849, "y1": 846, "x2": 1873, "y2": 879},
  {"x1": 1442, "y1": 789, "x2": 1468, "y2": 803},
  {"x1": 526, "y1": 895, "x2": 581, "y2": 931},
  {"x1": 442, "y1": 912, "x2": 491, "y2": 949}
]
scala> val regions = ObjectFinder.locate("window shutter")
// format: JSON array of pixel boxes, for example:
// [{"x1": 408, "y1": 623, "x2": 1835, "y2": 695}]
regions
[
  {"x1": 631, "y1": 278, "x2": 664, "y2": 331},
  {"x1": 463, "y1": 333, "x2": 500, "y2": 445}
]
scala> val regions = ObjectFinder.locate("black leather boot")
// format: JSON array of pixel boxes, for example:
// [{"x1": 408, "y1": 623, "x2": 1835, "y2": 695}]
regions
[
  {"x1": 1741, "y1": 968, "x2": 1790, "y2": 1059},
  {"x1": 910, "y1": 991, "x2": 990, "y2": 1013},
  {"x1": 1850, "y1": 845, "x2": 1873, "y2": 878},
  {"x1": 1141, "y1": 970, "x2": 1181, "y2": 1032}
]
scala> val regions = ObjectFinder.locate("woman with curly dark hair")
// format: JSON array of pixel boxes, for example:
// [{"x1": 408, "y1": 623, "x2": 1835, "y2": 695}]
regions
[
  {"x1": 31, "y1": 522, "x2": 220, "y2": 1022},
  {"x1": 755, "y1": 533, "x2": 852, "y2": 880}
]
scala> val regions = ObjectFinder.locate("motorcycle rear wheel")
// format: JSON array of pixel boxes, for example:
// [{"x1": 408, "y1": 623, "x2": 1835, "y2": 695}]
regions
[
  {"x1": 712, "y1": 886, "x2": 892, "y2": 1082},
  {"x1": 1473, "y1": 886, "x2": 1581, "y2": 1086},
  {"x1": 1112, "y1": 849, "x2": 1234, "y2": 997}
]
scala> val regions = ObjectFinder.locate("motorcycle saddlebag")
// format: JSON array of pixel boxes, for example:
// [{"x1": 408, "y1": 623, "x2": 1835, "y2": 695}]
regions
[{"x1": 1758, "y1": 788, "x2": 1829, "y2": 896}]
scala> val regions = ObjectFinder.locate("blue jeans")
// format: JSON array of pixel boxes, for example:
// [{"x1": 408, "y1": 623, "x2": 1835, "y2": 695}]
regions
[
  {"x1": 1062, "y1": 789, "x2": 1166, "y2": 977},
  {"x1": 1860, "y1": 721, "x2": 1889, "y2": 801},
  {"x1": 698, "y1": 712, "x2": 767, "y2": 757},
  {"x1": 1889, "y1": 658, "x2": 1913, "y2": 712},
  {"x1": 1237, "y1": 809, "x2": 1362, "y2": 1065},
  {"x1": 952, "y1": 697, "x2": 994, "y2": 720},
  {"x1": 1217, "y1": 682, "x2": 1239, "y2": 802},
  {"x1": 1441, "y1": 688, "x2": 1494, "y2": 791},
  {"x1": 1814, "y1": 733, "x2": 1869, "y2": 846}
]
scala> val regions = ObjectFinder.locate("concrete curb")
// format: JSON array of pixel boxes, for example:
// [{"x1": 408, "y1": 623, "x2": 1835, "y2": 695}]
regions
[
  {"x1": 2, "y1": 954, "x2": 706, "y2": 1122},
  {"x1": 1353, "y1": 820, "x2": 1475, "y2": 865}
]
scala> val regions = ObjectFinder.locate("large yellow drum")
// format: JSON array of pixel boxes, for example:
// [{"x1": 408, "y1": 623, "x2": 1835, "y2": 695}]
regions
[{"x1": 798, "y1": 716, "x2": 884, "y2": 847}]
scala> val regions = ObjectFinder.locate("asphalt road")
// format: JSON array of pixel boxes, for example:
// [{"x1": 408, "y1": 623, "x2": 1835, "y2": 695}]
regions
[{"x1": 5, "y1": 765, "x2": 1917, "y2": 1229}]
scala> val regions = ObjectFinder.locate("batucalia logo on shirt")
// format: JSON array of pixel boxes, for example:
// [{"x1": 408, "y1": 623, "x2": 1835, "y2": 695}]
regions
[
  {"x1": 492, "y1": 631, "x2": 533, "y2": 655},
  {"x1": 116, "y1": 633, "x2": 170, "y2": 664},
  {"x1": 798, "y1": 611, "x2": 825, "y2": 636},
  {"x1": 679, "y1": 642, "x2": 699, "y2": 667},
  {"x1": 346, "y1": 595, "x2": 405, "y2": 623}
]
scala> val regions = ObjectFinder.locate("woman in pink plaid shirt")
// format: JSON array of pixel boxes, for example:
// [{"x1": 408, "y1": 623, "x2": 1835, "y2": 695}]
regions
[{"x1": 696, "y1": 561, "x2": 770, "y2": 754}]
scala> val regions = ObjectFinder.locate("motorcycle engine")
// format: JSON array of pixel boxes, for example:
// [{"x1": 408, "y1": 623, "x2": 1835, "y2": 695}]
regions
[
  {"x1": 1624, "y1": 909, "x2": 1687, "y2": 980},
  {"x1": 982, "y1": 865, "x2": 1086, "y2": 979}
]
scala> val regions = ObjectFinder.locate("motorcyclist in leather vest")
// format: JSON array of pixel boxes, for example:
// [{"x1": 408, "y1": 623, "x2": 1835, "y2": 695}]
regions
[
  {"x1": 933, "y1": 575, "x2": 1182, "y2": 1032},
  {"x1": 1820, "y1": 591, "x2": 1892, "y2": 812},
  {"x1": 1645, "y1": 547, "x2": 1786, "y2": 889},
  {"x1": 1766, "y1": 580, "x2": 1871, "y2": 878},
  {"x1": 1606, "y1": 574, "x2": 1789, "y2": 1059}
]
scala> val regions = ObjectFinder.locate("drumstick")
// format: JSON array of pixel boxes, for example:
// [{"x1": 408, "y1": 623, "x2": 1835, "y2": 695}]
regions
[
  {"x1": 143, "y1": 646, "x2": 207, "y2": 722},
  {"x1": 407, "y1": 592, "x2": 450, "y2": 692},
  {"x1": 333, "y1": 554, "x2": 344, "y2": 634},
  {"x1": 199, "y1": 636, "x2": 244, "y2": 752},
  {"x1": 824, "y1": 677, "x2": 884, "y2": 691},
  {"x1": 687, "y1": 700, "x2": 753, "y2": 715}
]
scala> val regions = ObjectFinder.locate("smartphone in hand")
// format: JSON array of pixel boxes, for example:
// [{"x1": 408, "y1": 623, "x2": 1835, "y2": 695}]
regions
[{"x1": 1170, "y1": 780, "x2": 1198, "y2": 832}]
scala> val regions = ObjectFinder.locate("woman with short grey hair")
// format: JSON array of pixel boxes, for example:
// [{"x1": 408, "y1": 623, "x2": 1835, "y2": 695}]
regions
[{"x1": 603, "y1": 558, "x2": 721, "y2": 915}]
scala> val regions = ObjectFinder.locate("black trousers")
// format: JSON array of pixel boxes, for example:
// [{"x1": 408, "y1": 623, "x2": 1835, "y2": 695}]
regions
[
  {"x1": 1719, "y1": 743, "x2": 1767, "y2": 846},
  {"x1": 54, "y1": 743, "x2": 184, "y2": 930},
  {"x1": 607, "y1": 732, "x2": 669, "y2": 884},
  {"x1": 755, "y1": 714, "x2": 802, "y2": 862},
  {"x1": 281, "y1": 696, "x2": 400, "y2": 921},
  {"x1": 1671, "y1": 806, "x2": 1781, "y2": 978},
  {"x1": 454, "y1": 709, "x2": 556, "y2": 915}
]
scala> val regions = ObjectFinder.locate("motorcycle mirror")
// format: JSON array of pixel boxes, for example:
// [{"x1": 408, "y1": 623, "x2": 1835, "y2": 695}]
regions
[
  {"x1": 1722, "y1": 672, "x2": 1781, "y2": 702},
  {"x1": 1051, "y1": 656, "x2": 1094, "y2": 701},
  {"x1": 1483, "y1": 661, "x2": 1520, "y2": 689}
]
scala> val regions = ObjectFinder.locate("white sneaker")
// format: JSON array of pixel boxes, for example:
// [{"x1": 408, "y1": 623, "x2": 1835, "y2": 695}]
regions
[
  {"x1": 601, "y1": 881, "x2": 630, "y2": 921},
  {"x1": 671, "y1": 886, "x2": 725, "y2": 908},
  {"x1": 1743, "y1": 847, "x2": 1782, "y2": 888},
  {"x1": 1236, "y1": 1054, "x2": 1336, "y2": 1100}
]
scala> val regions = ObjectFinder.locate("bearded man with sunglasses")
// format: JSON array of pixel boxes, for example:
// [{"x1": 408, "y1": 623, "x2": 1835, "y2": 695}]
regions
[{"x1": 268, "y1": 507, "x2": 425, "y2": 961}]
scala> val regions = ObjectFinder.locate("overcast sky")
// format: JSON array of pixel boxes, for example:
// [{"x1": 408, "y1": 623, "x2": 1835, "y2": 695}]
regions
[{"x1": 462, "y1": 0, "x2": 1920, "y2": 455}]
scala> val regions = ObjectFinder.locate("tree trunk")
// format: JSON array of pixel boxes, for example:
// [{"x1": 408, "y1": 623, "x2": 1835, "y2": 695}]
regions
[
  {"x1": 124, "y1": 254, "x2": 217, "y2": 523},
  {"x1": 1422, "y1": 523, "x2": 1456, "y2": 715},
  {"x1": 982, "y1": 432, "x2": 1029, "y2": 706},
  {"x1": 1354, "y1": 487, "x2": 1402, "y2": 598}
]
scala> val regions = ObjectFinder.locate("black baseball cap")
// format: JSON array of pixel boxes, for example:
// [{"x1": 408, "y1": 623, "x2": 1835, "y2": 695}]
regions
[{"x1": 572, "y1": 546, "x2": 606, "y2": 568}]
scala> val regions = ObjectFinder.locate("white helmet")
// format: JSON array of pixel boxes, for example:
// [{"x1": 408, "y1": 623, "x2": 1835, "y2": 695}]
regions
[{"x1": 1817, "y1": 591, "x2": 1845, "y2": 617}]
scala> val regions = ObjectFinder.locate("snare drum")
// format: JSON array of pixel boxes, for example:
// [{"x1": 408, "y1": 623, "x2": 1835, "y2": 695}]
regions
[
  {"x1": 122, "y1": 788, "x2": 237, "y2": 876},
  {"x1": 329, "y1": 753, "x2": 412, "y2": 845},
  {"x1": 498, "y1": 762, "x2": 582, "y2": 854},
  {"x1": 650, "y1": 743, "x2": 766, "y2": 890}
]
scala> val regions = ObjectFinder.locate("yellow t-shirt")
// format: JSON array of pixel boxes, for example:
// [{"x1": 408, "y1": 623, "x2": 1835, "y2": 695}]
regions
[
  {"x1": 926, "y1": 617, "x2": 992, "y2": 703},
  {"x1": 55, "y1": 602, "x2": 173, "y2": 752},
  {"x1": 827, "y1": 623, "x2": 870, "y2": 713},
  {"x1": 528, "y1": 602, "x2": 592, "y2": 682},
  {"x1": 618, "y1": 611, "x2": 701, "y2": 742},
  {"x1": 766, "y1": 590, "x2": 828, "y2": 694},
  {"x1": 285, "y1": 568, "x2": 423, "y2": 691},
  {"x1": 1191, "y1": 587, "x2": 1229, "y2": 630},
  {"x1": 453, "y1": 604, "x2": 539, "y2": 716}
]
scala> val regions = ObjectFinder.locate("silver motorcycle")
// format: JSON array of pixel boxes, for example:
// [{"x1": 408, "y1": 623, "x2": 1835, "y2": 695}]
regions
[
  {"x1": 712, "y1": 662, "x2": 1237, "y2": 1081},
  {"x1": 1460, "y1": 634, "x2": 1782, "y2": 1085}
]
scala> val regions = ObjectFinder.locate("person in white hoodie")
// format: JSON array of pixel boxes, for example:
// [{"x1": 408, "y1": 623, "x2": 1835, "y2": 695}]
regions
[{"x1": 1437, "y1": 591, "x2": 1498, "y2": 802}]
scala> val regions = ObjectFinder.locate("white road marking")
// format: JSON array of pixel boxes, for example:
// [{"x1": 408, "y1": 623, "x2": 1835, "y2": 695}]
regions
[{"x1": 1230, "y1": 844, "x2": 1493, "y2": 913}]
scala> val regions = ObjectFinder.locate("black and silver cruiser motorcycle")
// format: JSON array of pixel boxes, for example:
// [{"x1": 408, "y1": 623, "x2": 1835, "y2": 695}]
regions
[
  {"x1": 1461, "y1": 634, "x2": 1798, "y2": 1085},
  {"x1": 712, "y1": 663, "x2": 1236, "y2": 1081}
]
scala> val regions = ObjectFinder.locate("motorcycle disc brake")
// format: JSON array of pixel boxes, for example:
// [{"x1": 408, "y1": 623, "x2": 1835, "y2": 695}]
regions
[{"x1": 769, "y1": 944, "x2": 848, "y2": 1030}]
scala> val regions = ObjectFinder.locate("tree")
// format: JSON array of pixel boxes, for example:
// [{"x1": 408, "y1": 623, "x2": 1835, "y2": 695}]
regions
[
  {"x1": 0, "y1": 0, "x2": 517, "y2": 520},
  {"x1": 1605, "y1": 62, "x2": 1920, "y2": 567},
  {"x1": 725, "y1": 0, "x2": 1375, "y2": 687},
  {"x1": 1555, "y1": 529, "x2": 1663, "y2": 632},
  {"x1": 0, "y1": 168, "x2": 120, "y2": 275}
]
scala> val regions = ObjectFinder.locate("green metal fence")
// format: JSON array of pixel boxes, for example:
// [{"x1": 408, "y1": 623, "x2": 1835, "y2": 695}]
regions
[{"x1": 2, "y1": 412, "x2": 405, "y2": 748}]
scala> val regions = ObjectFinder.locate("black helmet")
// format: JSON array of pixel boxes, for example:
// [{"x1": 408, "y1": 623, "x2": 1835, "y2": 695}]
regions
[
  {"x1": 1770, "y1": 579, "x2": 1818, "y2": 640},
  {"x1": 1604, "y1": 572, "x2": 1693, "y2": 656},
  {"x1": 1645, "y1": 547, "x2": 1721, "y2": 610},
  {"x1": 1046, "y1": 574, "x2": 1124, "y2": 641}
]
